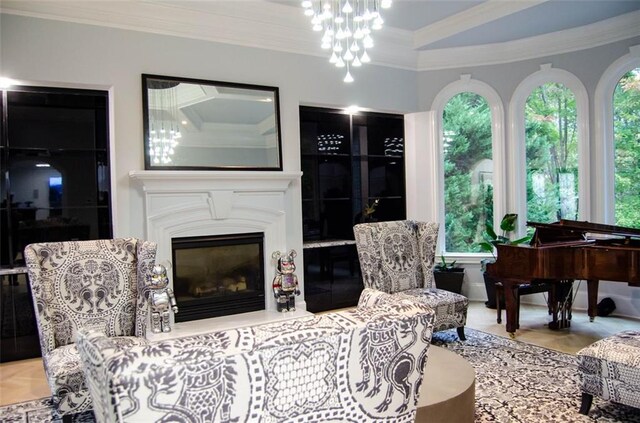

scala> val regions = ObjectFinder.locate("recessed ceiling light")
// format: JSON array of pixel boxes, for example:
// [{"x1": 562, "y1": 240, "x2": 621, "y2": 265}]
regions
[{"x1": 36, "y1": 163, "x2": 50, "y2": 168}]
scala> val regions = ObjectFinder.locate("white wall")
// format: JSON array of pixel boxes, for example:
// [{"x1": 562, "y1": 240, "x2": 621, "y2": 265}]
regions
[{"x1": 0, "y1": 13, "x2": 418, "y2": 241}]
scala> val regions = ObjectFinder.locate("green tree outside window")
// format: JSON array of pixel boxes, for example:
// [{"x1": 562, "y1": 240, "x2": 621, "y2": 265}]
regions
[
  {"x1": 614, "y1": 68, "x2": 640, "y2": 229},
  {"x1": 442, "y1": 92, "x2": 493, "y2": 253},
  {"x1": 525, "y1": 83, "x2": 578, "y2": 223}
]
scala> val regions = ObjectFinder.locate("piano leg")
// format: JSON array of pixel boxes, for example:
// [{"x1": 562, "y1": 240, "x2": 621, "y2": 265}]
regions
[
  {"x1": 548, "y1": 282, "x2": 559, "y2": 329},
  {"x1": 587, "y1": 279, "x2": 599, "y2": 322},
  {"x1": 502, "y1": 279, "x2": 519, "y2": 337}
]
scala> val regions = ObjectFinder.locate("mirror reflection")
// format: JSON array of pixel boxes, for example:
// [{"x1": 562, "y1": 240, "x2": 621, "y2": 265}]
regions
[{"x1": 143, "y1": 75, "x2": 282, "y2": 170}]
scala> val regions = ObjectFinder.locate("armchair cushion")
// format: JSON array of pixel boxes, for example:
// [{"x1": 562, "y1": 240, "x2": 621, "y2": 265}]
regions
[
  {"x1": 402, "y1": 288, "x2": 468, "y2": 332},
  {"x1": 360, "y1": 287, "x2": 467, "y2": 333}
]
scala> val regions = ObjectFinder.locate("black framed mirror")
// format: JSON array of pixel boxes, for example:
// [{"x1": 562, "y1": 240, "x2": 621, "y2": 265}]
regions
[{"x1": 142, "y1": 74, "x2": 283, "y2": 170}]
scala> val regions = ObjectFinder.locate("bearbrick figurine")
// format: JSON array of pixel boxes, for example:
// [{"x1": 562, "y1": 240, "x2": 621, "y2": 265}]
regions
[
  {"x1": 149, "y1": 264, "x2": 179, "y2": 333},
  {"x1": 272, "y1": 250, "x2": 300, "y2": 312}
]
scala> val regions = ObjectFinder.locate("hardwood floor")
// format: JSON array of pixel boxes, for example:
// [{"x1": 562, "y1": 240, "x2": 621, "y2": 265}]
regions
[
  {"x1": 0, "y1": 302, "x2": 637, "y2": 406},
  {"x1": 0, "y1": 357, "x2": 49, "y2": 407},
  {"x1": 465, "y1": 301, "x2": 639, "y2": 355}
]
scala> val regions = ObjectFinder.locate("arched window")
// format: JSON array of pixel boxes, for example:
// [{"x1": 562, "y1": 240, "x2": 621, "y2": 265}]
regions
[
  {"x1": 442, "y1": 93, "x2": 493, "y2": 252},
  {"x1": 510, "y1": 64, "x2": 589, "y2": 233},
  {"x1": 430, "y1": 75, "x2": 505, "y2": 255},
  {"x1": 613, "y1": 68, "x2": 640, "y2": 228},
  {"x1": 525, "y1": 83, "x2": 578, "y2": 223},
  {"x1": 594, "y1": 45, "x2": 640, "y2": 225}
]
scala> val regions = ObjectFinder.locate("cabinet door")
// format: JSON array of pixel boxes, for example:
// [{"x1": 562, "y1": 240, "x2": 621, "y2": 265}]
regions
[
  {"x1": 0, "y1": 273, "x2": 40, "y2": 362},
  {"x1": 3, "y1": 88, "x2": 112, "y2": 268},
  {"x1": 303, "y1": 245, "x2": 362, "y2": 313},
  {"x1": 352, "y1": 112, "x2": 405, "y2": 223},
  {"x1": 300, "y1": 107, "x2": 353, "y2": 241}
]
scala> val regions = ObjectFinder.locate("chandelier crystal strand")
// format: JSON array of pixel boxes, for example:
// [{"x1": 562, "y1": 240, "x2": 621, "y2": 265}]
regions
[{"x1": 303, "y1": 0, "x2": 392, "y2": 83}]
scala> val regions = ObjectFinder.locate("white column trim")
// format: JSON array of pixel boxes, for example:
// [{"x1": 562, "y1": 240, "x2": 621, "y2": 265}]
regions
[{"x1": 405, "y1": 111, "x2": 435, "y2": 222}]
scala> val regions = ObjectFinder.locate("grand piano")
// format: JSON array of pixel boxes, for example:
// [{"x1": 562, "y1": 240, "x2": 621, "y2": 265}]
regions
[{"x1": 486, "y1": 219, "x2": 640, "y2": 336}]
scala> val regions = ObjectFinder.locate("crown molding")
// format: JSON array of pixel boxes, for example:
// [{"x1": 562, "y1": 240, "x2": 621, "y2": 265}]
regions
[
  {"x1": 1, "y1": 1, "x2": 638, "y2": 72},
  {"x1": 413, "y1": 0, "x2": 549, "y2": 50},
  {"x1": 0, "y1": 0, "x2": 417, "y2": 70},
  {"x1": 416, "y1": 10, "x2": 640, "y2": 71},
  {"x1": 0, "y1": 1, "x2": 316, "y2": 54}
]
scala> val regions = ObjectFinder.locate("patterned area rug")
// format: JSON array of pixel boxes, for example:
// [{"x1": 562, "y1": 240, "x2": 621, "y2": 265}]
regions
[
  {"x1": 1, "y1": 328, "x2": 638, "y2": 422},
  {"x1": 432, "y1": 329, "x2": 640, "y2": 422}
]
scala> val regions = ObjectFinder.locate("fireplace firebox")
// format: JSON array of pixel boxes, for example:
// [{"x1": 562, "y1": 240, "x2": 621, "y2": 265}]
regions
[{"x1": 171, "y1": 233, "x2": 265, "y2": 322}]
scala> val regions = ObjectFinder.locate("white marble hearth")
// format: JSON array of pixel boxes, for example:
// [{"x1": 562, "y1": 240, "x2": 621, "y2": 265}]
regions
[{"x1": 129, "y1": 170, "x2": 305, "y2": 327}]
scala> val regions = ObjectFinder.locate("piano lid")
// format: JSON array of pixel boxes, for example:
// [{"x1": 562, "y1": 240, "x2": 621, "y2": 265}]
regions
[{"x1": 527, "y1": 219, "x2": 640, "y2": 247}]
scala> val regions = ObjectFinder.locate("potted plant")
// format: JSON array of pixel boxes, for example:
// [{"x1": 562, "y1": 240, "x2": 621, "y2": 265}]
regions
[
  {"x1": 433, "y1": 255, "x2": 465, "y2": 294},
  {"x1": 479, "y1": 213, "x2": 531, "y2": 308}
]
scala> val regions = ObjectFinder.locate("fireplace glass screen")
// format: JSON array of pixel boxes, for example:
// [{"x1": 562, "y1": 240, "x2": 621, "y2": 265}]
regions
[{"x1": 172, "y1": 233, "x2": 265, "y2": 322}]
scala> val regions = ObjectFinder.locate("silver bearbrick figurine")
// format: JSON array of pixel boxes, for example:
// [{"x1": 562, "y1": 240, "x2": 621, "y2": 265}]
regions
[
  {"x1": 149, "y1": 264, "x2": 178, "y2": 333},
  {"x1": 272, "y1": 250, "x2": 300, "y2": 312}
]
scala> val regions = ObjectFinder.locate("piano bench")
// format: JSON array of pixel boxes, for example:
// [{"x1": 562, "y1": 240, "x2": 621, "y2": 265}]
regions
[
  {"x1": 495, "y1": 281, "x2": 552, "y2": 327},
  {"x1": 577, "y1": 330, "x2": 640, "y2": 415}
]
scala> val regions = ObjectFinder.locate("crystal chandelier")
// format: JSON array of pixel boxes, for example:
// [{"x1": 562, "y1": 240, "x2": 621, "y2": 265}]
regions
[
  {"x1": 148, "y1": 81, "x2": 181, "y2": 164},
  {"x1": 302, "y1": 0, "x2": 392, "y2": 83}
]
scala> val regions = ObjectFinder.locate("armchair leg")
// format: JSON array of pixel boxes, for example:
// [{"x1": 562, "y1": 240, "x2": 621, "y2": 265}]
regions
[
  {"x1": 456, "y1": 326, "x2": 466, "y2": 341},
  {"x1": 579, "y1": 392, "x2": 593, "y2": 415}
]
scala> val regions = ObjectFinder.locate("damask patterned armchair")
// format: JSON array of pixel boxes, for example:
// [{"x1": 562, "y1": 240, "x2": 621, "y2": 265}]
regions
[
  {"x1": 76, "y1": 289, "x2": 436, "y2": 423},
  {"x1": 353, "y1": 220, "x2": 468, "y2": 340},
  {"x1": 24, "y1": 238, "x2": 157, "y2": 419}
]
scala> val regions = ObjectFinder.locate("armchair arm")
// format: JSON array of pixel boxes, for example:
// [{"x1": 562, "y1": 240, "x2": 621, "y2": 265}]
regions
[{"x1": 76, "y1": 330, "x2": 123, "y2": 423}]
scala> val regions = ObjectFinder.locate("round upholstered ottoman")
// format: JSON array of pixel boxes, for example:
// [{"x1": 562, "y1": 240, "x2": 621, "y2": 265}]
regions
[{"x1": 415, "y1": 346, "x2": 475, "y2": 423}]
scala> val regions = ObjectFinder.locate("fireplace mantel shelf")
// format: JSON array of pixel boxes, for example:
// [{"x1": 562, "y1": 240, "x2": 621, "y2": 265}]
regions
[{"x1": 129, "y1": 170, "x2": 302, "y2": 192}]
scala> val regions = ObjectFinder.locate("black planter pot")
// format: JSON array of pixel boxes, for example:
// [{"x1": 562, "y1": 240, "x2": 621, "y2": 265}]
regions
[
  {"x1": 483, "y1": 272, "x2": 505, "y2": 309},
  {"x1": 434, "y1": 269, "x2": 465, "y2": 294}
]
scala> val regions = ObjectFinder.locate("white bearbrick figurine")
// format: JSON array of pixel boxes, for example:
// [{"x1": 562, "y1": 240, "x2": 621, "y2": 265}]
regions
[{"x1": 149, "y1": 264, "x2": 178, "y2": 333}]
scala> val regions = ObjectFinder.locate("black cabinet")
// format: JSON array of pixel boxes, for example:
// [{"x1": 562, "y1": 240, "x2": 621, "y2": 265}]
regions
[
  {"x1": 1, "y1": 87, "x2": 112, "y2": 269},
  {"x1": 0, "y1": 86, "x2": 112, "y2": 362},
  {"x1": 300, "y1": 106, "x2": 405, "y2": 312}
]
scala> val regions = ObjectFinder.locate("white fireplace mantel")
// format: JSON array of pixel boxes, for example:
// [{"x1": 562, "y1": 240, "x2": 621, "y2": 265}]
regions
[
  {"x1": 129, "y1": 170, "x2": 304, "y2": 319},
  {"x1": 129, "y1": 170, "x2": 301, "y2": 193}
]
